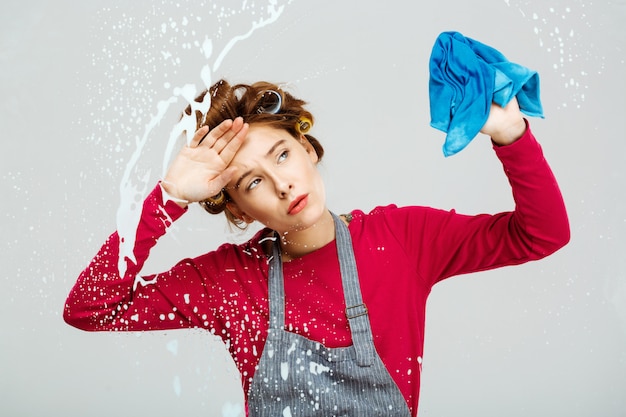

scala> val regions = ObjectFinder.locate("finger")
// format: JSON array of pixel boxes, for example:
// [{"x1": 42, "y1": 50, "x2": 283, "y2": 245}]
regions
[
  {"x1": 208, "y1": 166, "x2": 239, "y2": 195},
  {"x1": 212, "y1": 117, "x2": 246, "y2": 154},
  {"x1": 218, "y1": 122, "x2": 248, "y2": 164},
  {"x1": 190, "y1": 125, "x2": 210, "y2": 147},
  {"x1": 196, "y1": 119, "x2": 233, "y2": 147},
  {"x1": 230, "y1": 116, "x2": 245, "y2": 133}
]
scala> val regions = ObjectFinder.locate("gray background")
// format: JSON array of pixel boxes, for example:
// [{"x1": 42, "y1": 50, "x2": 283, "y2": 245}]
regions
[{"x1": 1, "y1": 0, "x2": 625, "y2": 416}]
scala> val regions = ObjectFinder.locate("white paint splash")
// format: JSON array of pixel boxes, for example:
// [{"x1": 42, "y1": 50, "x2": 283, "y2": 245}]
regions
[
  {"x1": 309, "y1": 361, "x2": 330, "y2": 375},
  {"x1": 280, "y1": 361, "x2": 289, "y2": 380},
  {"x1": 116, "y1": 98, "x2": 175, "y2": 278},
  {"x1": 222, "y1": 402, "x2": 244, "y2": 417},
  {"x1": 173, "y1": 375, "x2": 182, "y2": 397},
  {"x1": 81, "y1": 2, "x2": 291, "y2": 413},
  {"x1": 103, "y1": 2, "x2": 287, "y2": 279},
  {"x1": 212, "y1": 2, "x2": 285, "y2": 72},
  {"x1": 512, "y1": 0, "x2": 602, "y2": 110},
  {"x1": 166, "y1": 339, "x2": 179, "y2": 356}
]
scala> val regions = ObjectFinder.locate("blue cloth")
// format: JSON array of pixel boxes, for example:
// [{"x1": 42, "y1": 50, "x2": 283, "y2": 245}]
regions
[{"x1": 429, "y1": 31, "x2": 543, "y2": 156}]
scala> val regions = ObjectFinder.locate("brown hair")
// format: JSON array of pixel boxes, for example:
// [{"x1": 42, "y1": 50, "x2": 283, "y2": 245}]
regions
[{"x1": 182, "y1": 79, "x2": 324, "y2": 228}]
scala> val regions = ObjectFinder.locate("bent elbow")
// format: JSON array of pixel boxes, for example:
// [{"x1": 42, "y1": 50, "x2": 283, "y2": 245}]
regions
[
  {"x1": 62, "y1": 304, "x2": 81, "y2": 330},
  {"x1": 551, "y1": 213, "x2": 571, "y2": 253},
  {"x1": 63, "y1": 301, "x2": 95, "y2": 332},
  {"x1": 535, "y1": 217, "x2": 571, "y2": 259},
  {"x1": 557, "y1": 222, "x2": 571, "y2": 250}
]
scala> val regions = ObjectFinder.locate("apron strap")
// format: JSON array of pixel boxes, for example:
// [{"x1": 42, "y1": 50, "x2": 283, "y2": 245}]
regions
[
  {"x1": 333, "y1": 213, "x2": 375, "y2": 367},
  {"x1": 266, "y1": 212, "x2": 376, "y2": 367},
  {"x1": 268, "y1": 240, "x2": 285, "y2": 331}
]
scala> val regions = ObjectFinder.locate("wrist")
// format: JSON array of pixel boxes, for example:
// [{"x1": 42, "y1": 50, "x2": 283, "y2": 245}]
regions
[
  {"x1": 159, "y1": 181, "x2": 189, "y2": 207},
  {"x1": 490, "y1": 117, "x2": 527, "y2": 146}
]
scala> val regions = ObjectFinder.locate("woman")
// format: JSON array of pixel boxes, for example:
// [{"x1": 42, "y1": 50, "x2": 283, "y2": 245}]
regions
[{"x1": 64, "y1": 79, "x2": 570, "y2": 416}]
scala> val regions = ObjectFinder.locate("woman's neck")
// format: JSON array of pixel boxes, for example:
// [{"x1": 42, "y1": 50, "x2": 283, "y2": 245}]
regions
[{"x1": 278, "y1": 209, "x2": 335, "y2": 261}]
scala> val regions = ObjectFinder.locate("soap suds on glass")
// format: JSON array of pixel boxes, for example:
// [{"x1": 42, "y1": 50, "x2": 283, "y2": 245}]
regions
[{"x1": 78, "y1": 2, "x2": 290, "y2": 414}]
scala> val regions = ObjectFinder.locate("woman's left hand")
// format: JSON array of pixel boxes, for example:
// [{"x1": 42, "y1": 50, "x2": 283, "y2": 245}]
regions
[{"x1": 480, "y1": 97, "x2": 527, "y2": 146}]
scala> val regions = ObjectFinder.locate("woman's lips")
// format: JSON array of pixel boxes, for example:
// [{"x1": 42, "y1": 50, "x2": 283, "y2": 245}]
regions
[{"x1": 288, "y1": 194, "x2": 308, "y2": 215}]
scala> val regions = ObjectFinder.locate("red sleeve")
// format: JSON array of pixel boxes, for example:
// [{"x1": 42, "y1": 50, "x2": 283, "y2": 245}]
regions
[
  {"x1": 63, "y1": 184, "x2": 219, "y2": 332},
  {"x1": 384, "y1": 123, "x2": 570, "y2": 286}
]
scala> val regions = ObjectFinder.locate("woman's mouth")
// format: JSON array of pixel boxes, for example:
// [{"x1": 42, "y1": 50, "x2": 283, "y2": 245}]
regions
[{"x1": 288, "y1": 194, "x2": 309, "y2": 215}]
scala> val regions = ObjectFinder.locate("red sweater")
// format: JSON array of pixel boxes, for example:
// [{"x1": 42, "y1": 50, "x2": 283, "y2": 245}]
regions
[{"x1": 64, "y1": 126, "x2": 569, "y2": 416}]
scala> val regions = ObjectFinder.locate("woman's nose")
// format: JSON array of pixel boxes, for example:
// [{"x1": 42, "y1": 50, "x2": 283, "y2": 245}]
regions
[{"x1": 273, "y1": 174, "x2": 292, "y2": 197}]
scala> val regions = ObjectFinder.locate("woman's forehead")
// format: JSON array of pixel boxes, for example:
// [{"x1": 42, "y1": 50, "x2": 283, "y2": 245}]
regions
[
  {"x1": 226, "y1": 127, "x2": 293, "y2": 190},
  {"x1": 233, "y1": 126, "x2": 293, "y2": 161}
]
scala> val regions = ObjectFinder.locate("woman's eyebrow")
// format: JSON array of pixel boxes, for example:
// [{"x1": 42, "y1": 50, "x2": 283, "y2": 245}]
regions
[
  {"x1": 266, "y1": 139, "x2": 286, "y2": 157},
  {"x1": 234, "y1": 139, "x2": 287, "y2": 189}
]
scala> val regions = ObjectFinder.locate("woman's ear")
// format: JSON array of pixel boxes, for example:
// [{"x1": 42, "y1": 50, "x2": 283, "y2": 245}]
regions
[
  {"x1": 226, "y1": 202, "x2": 255, "y2": 224},
  {"x1": 299, "y1": 134, "x2": 319, "y2": 164}
]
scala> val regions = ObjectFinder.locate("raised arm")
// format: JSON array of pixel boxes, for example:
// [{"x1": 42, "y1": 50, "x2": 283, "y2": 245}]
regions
[
  {"x1": 63, "y1": 119, "x2": 248, "y2": 331},
  {"x1": 382, "y1": 98, "x2": 569, "y2": 286}
]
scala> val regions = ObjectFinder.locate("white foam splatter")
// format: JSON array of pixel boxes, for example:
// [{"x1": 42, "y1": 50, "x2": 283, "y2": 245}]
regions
[
  {"x1": 222, "y1": 402, "x2": 243, "y2": 417},
  {"x1": 514, "y1": 1, "x2": 600, "y2": 110},
  {"x1": 117, "y1": 97, "x2": 176, "y2": 278},
  {"x1": 173, "y1": 375, "x2": 182, "y2": 397},
  {"x1": 166, "y1": 339, "x2": 179, "y2": 356},
  {"x1": 309, "y1": 361, "x2": 330, "y2": 375},
  {"x1": 280, "y1": 362, "x2": 289, "y2": 380},
  {"x1": 212, "y1": 2, "x2": 285, "y2": 72},
  {"x1": 81, "y1": 3, "x2": 291, "y2": 279}
]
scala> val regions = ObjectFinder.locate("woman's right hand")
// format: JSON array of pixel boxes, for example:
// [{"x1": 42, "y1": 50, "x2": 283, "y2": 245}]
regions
[{"x1": 162, "y1": 117, "x2": 248, "y2": 205}]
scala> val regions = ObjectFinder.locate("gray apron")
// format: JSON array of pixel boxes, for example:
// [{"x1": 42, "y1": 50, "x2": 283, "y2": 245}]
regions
[{"x1": 248, "y1": 213, "x2": 411, "y2": 417}]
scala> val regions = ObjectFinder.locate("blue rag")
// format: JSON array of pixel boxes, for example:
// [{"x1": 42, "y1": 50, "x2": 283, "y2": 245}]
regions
[{"x1": 429, "y1": 31, "x2": 544, "y2": 156}]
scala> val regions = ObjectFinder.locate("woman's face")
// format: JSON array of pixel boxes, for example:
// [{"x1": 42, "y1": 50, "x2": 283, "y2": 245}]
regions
[{"x1": 225, "y1": 124, "x2": 327, "y2": 234}]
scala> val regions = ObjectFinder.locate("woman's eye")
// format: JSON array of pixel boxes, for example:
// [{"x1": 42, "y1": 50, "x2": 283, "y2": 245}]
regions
[
  {"x1": 278, "y1": 150, "x2": 288, "y2": 162},
  {"x1": 247, "y1": 178, "x2": 261, "y2": 190}
]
